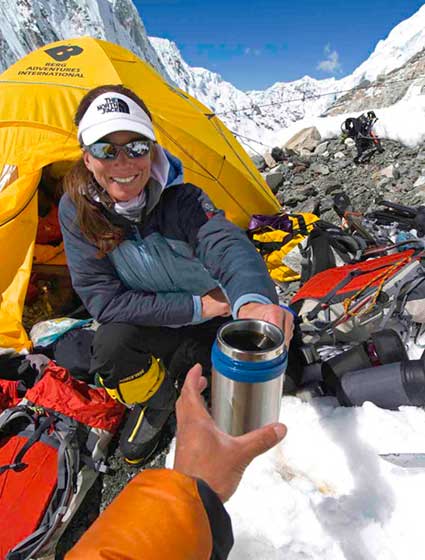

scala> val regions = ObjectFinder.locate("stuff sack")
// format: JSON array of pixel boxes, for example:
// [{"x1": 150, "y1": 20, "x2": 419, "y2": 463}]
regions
[
  {"x1": 291, "y1": 249, "x2": 425, "y2": 344},
  {"x1": 248, "y1": 212, "x2": 293, "y2": 232},
  {"x1": 35, "y1": 205, "x2": 62, "y2": 245},
  {"x1": 0, "y1": 363, "x2": 125, "y2": 560},
  {"x1": 0, "y1": 381, "x2": 21, "y2": 413},
  {"x1": 249, "y1": 213, "x2": 319, "y2": 283}
]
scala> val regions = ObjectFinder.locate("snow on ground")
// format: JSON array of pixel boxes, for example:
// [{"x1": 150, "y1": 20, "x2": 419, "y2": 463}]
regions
[
  {"x1": 226, "y1": 396, "x2": 425, "y2": 560},
  {"x1": 265, "y1": 95, "x2": 425, "y2": 152},
  {"x1": 166, "y1": 337, "x2": 425, "y2": 559}
]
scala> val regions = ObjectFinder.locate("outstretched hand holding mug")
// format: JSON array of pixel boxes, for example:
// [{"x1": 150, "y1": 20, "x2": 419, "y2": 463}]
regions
[{"x1": 174, "y1": 363, "x2": 287, "y2": 502}]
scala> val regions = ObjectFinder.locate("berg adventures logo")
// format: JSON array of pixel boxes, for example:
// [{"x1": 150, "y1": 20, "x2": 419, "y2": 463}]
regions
[
  {"x1": 96, "y1": 98, "x2": 130, "y2": 114},
  {"x1": 44, "y1": 45, "x2": 83, "y2": 62}
]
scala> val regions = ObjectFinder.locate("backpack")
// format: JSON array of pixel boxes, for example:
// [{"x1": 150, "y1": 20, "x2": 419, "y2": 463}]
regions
[
  {"x1": 248, "y1": 213, "x2": 320, "y2": 283},
  {"x1": 341, "y1": 117, "x2": 361, "y2": 139},
  {"x1": 291, "y1": 249, "x2": 425, "y2": 344},
  {"x1": 298, "y1": 220, "x2": 368, "y2": 283},
  {"x1": 342, "y1": 115, "x2": 374, "y2": 140},
  {"x1": 0, "y1": 362, "x2": 125, "y2": 560}
]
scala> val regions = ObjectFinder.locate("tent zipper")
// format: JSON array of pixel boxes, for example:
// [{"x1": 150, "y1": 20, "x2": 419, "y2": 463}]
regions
[{"x1": 0, "y1": 186, "x2": 37, "y2": 228}]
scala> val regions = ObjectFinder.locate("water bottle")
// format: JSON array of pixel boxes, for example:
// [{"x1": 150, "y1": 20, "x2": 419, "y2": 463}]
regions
[
  {"x1": 338, "y1": 350, "x2": 425, "y2": 410},
  {"x1": 211, "y1": 319, "x2": 287, "y2": 436}
]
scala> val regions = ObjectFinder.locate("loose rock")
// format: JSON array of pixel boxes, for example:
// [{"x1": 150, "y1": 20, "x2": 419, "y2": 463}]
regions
[{"x1": 284, "y1": 126, "x2": 321, "y2": 154}]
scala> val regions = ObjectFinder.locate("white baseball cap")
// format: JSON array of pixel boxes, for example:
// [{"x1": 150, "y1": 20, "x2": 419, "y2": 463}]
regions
[{"x1": 77, "y1": 91, "x2": 156, "y2": 145}]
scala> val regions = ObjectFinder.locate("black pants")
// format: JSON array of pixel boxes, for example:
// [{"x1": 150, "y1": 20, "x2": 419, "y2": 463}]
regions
[
  {"x1": 89, "y1": 317, "x2": 229, "y2": 388},
  {"x1": 355, "y1": 137, "x2": 373, "y2": 159},
  {"x1": 354, "y1": 136, "x2": 383, "y2": 162}
]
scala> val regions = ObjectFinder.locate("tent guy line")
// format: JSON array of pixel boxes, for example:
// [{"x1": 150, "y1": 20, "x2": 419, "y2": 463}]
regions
[{"x1": 215, "y1": 73, "x2": 425, "y2": 117}]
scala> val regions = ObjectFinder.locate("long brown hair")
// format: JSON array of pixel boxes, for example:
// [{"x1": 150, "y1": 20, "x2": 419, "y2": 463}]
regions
[{"x1": 63, "y1": 84, "x2": 152, "y2": 256}]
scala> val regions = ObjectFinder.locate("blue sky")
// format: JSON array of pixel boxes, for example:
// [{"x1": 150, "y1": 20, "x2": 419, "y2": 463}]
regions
[{"x1": 134, "y1": 0, "x2": 424, "y2": 90}]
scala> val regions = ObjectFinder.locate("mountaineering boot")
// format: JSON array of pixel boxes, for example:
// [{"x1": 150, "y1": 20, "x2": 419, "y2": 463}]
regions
[
  {"x1": 95, "y1": 351, "x2": 176, "y2": 465},
  {"x1": 119, "y1": 370, "x2": 176, "y2": 466}
]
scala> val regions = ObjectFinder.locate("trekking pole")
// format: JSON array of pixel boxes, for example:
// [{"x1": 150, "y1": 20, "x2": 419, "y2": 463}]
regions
[
  {"x1": 362, "y1": 239, "x2": 425, "y2": 258},
  {"x1": 380, "y1": 200, "x2": 417, "y2": 218}
]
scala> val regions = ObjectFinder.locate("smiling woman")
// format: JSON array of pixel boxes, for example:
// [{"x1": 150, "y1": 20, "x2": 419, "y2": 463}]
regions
[{"x1": 59, "y1": 83, "x2": 293, "y2": 468}]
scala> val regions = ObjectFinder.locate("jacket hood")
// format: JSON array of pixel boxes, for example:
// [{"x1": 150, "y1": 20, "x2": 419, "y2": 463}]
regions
[{"x1": 145, "y1": 145, "x2": 184, "y2": 214}]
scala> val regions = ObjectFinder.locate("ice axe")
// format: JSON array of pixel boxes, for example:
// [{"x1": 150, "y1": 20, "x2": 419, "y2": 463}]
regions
[{"x1": 379, "y1": 453, "x2": 425, "y2": 469}]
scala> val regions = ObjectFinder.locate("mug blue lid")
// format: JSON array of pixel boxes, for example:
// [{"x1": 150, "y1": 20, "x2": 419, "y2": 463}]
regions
[{"x1": 212, "y1": 340, "x2": 287, "y2": 383}]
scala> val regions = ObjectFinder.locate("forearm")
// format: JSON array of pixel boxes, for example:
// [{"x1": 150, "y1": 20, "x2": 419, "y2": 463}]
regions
[
  {"x1": 81, "y1": 283, "x2": 196, "y2": 325},
  {"x1": 197, "y1": 216, "x2": 278, "y2": 314}
]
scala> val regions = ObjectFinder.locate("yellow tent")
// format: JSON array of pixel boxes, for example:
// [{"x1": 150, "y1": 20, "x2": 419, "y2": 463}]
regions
[{"x1": 0, "y1": 37, "x2": 280, "y2": 352}]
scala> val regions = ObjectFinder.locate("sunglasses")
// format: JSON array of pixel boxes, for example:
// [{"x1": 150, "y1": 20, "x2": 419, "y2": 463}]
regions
[{"x1": 84, "y1": 139, "x2": 152, "y2": 160}]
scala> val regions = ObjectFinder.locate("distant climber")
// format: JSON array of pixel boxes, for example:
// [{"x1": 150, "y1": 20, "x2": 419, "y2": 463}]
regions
[{"x1": 342, "y1": 111, "x2": 384, "y2": 164}]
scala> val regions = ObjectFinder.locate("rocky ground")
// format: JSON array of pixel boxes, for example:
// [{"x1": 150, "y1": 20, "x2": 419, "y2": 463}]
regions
[{"x1": 254, "y1": 133, "x2": 425, "y2": 225}]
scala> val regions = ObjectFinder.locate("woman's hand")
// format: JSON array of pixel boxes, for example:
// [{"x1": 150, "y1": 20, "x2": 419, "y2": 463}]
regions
[
  {"x1": 201, "y1": 287, "x2": 231, "y2": 319},
  {"x1": 238, "y1": 302, "x2": 294, "y2": 347},
  {"x1": 174, "y1": 364, "x2": 287, "y2": 502}
]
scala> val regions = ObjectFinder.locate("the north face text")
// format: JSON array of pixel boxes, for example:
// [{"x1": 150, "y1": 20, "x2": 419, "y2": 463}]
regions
[{"x1": 97, "y1": 98, "x2": 130, "y2": 114}]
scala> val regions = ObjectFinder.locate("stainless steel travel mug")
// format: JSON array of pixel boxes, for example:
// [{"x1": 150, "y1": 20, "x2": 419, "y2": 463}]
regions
[{"x1": 211, "y1": 319, "x2": 287, "y2": 436}]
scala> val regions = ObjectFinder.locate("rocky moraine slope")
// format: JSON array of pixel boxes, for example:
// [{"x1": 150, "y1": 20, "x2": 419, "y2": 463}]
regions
[{"x1": 256, "y1": 130, "x2": 425, "y2": 223}]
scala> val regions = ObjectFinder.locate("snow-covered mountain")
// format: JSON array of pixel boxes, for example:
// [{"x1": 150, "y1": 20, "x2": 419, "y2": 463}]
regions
[
  {"x1": 0, "y1": 0, "x2": 424, "y2": 152},
  {"x1": 151, "y1": 5, "x2": 425, "y2": 150},
  {"x1": 151, "y1": 35, "x2": 341, "y2": 149},
  {"x1": 0, "y1": 0, "x2": 170, "y2": 81},
  {"x1": 347, "y1": 4, "x2": 425, "y2": 85},
  {"x1": 323, "y1": 47, "x2": 425, "y2": 117}
]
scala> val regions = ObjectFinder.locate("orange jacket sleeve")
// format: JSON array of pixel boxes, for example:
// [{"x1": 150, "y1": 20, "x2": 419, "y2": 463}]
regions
[{"x1": 66, "y1": 468, "x2": 233, "y2": 560}]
